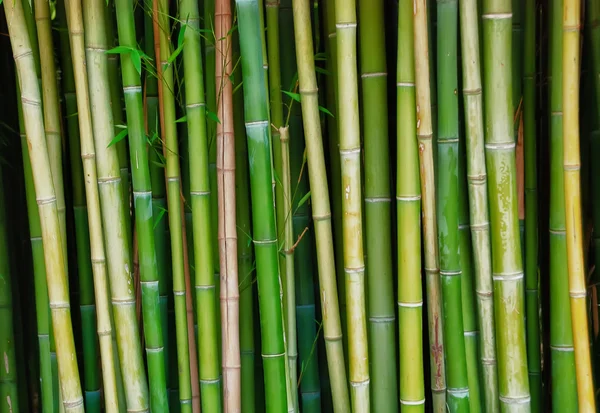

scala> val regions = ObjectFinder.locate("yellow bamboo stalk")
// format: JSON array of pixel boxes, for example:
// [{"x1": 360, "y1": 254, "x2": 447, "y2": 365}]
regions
[{"x1": 562, "y1": 0, "x2": 596, "y2": 410}]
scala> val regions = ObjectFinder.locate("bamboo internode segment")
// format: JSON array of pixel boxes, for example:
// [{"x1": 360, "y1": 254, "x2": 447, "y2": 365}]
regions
[
  {"x1": 292, "y1": 0, "x2": 350, "y2": 410},
  {"x1": 4, "y1": 0, "x2": 84, "y2": 410},
  {"x1": 216, "y1": 0, "x2": 242, "y2": 408},
  {"x1": 413, "y1": 1, "x2": 447, "y2": 411},
  {"x1": 458, "y1": 0, "x2": 499, "y2": 409},
  {"x1": 562, "y1": 0, "x2": 596, "y2": 410}
]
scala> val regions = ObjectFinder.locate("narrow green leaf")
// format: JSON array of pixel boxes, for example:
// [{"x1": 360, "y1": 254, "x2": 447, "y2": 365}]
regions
[
  {"x1": 297, "y1": 191, "x2": 311, "y2": 208},
  {"x1": 206, "y1": 109, "x2": 221, "y2": 124},
  {"x1": 108, "y1": 128, "x2": 128, "y2": 147},
  {"x1": 318, "y1": 105, "x2": 333, "y2": 117},
  {"x1": 282, "y1": 90, "x2": 301, "y2": 102},
  {"x1": 175, "y1": 115, "x2": 188, "y2": 123}
]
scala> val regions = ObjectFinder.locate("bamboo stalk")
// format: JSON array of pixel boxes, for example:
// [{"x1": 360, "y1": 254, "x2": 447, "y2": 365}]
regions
[
  {"x1": 4, "y1": 0, "x2": 84, "y2": 409},
  {"x1": 215, "y1": 0, "x2": 242, "y2": 408},
  {"x1": 357, "y1": 0, "x2": 397, "y2": 410},
  {"x1": 152, "y1": 0, "x2": 194, "y2": 409},
  {"x1": 291, "y1": 0, "x2": 350, "y2": 410},
  {"x1": 548, "y1": 1, "x2": 578, "y2": 409},
  {"x1": 396, "y1": 0, "x2": 425, "y2": 409},
  {"x1": 458, "y1": 0, "x2": 499, "y2": 409},
  {"x1": 179, "y1": 0, "x2": 223, "y2": 409},
  {"x1": 413, "y1": 1, "x2": 447, "y2": 411},
  {"x1": 481, "y1": 0, "x2": 531, "y2": 410},
  {"x1": 0, "y1": 169, "x2": 20, "y2": 413},
  {"x1": 562, "y1": 0, "x2": 596, "y2": 410}
]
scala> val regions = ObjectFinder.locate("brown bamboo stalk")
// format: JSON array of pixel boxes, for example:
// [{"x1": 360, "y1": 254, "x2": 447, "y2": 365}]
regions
[{"x1": 216, "y1": 0, "x2": 242, "y2": 409}]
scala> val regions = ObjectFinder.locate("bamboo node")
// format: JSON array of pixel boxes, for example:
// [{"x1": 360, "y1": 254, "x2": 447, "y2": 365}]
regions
[
  {"x1": 365, "y1": 196, "x2": 391, "y2": 203},
  {"x1": 49, "y1": 302, "x2": 70, "y2": 309},
  {"x1": 499, "y1": 395, "x2": 531, "y2": 404},
  {"x1": 481, "y1": 13, "x2": 513, "y2": 20},
  {"x1": 145, "y1": 346, "x2": 164, "y2": 353},
  {"x1": 261, "y1": 352, "x2": 285, "y2": 358},
  {"x1": 462, "y1": 87, "x2": 482, "y2": 95},
  {"x1": 21, "y1": 96, "x2": 41, "y2": 107},
  {"x1": 97, "y1": 328, "x2": 112, "y2": 337},
  {"x1": 344, "y1": 266, "x2": 365, "y2": 274},
  {"x1": 312, "y1": 213, "x2": 332, "y2": 221},
  {"x1": 417, "y1": 133, "x2": 433, "y2": 141},
  {"x1": 336, "y1": 22, "x2": 357, "y2": 29},
  {"x1": 245, "y1": 120, "x2": 269, "y2": 128},
  {"x1": 190, "y1": 190, "x2": 211, "y2": 196},
  {"x1": 396, "y1": 81, "x2": 415, "y2": 87},
  {"x1": 570, "y1": 291, "x2": 587, "y2": 298},
  {"x1": 424, "y1": 267, "x2": 440, "y2": 274},
  {"x1": 368, "y1": 315, "x2": 395, "y2": 323},
  {"x1": 13, "y1": 50, "x2": 33, "y2": 62},
  {"x1": 350, "y1": 379, "x2": 370, "y2": 388},
  {"x1": 396, "y1": 195, "x2": 421, "y2": 201},
  {"x1": 253, "y1": 238, "x2": 277, "y2": 245},
  {"x1": 481, "y1": 357, "x2": 497, "y2": 365},
  {"x1": 492, "y1": 271, "x2": 524, "y2": 281},
  {"x1": 361, "y1": 72, "x2": 387, "y2": 78},
  {"x1": 63, "y1": 397, "x2": 84, "y2": 408},
  {"x1": 549, "y1": 345, "x2": 574, "y2": 352},
  {"x1": 123, "y1": 86, "x2": 142, "y2": 94},
  {"x1": 36, "y1": 196, "x2": 56, "y2": 205},
  {"x1": 485, "y1": 142, "x2": 516, "y2": 150},
  {"x1": 186, "y1": 102, "x2": 206, "y2": 109},
  {"x1": 397, "y1": 301, "x2": 423, "y2": 308},
  {"x1": 447, "y1": 387, "x2": 469, "y2": 395},
  {"x1": 400, "y1": 398, "x2": 426, "y2": 406},
  {"x1": 440, "y1": 269, "x2": 461, "y2": 276}
]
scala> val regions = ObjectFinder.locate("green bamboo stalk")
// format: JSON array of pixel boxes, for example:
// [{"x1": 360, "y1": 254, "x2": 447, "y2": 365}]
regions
[
  {"x1": 481, "y1": 0, "x2": 531, "y2": 410},
  {"x1": 236, "y1": 0, "x2": 288, "y2": 409},
  {"x1": 179, "y1": 0, "x2": 223, "y2": 409},
  {"x1": 143, "y1": 7, "x2": 173, "y2": 408},
  {"x1": 548, "y1": 1, "x2": 578, "y2": 410},
  {"x1": 357, "y1": 0, "x2": 397, "y2": 410},
  {"x1": 562, "y1": 0, "x2": 597, "y2": 409},
  {"x1": 413, "y1": 1, "x2": 446, "y2": 411},
  {"x1": 0, "y1": 170, "x2": 19, "y2": 413},
  {"x1": 523, "y1": 0, "x2": 541, "y2": 410},
  {"x1": 396, "y1": 0, "x2": 425, "y2": 410},
  {"x1": 61, "y1": 14, "x2": 101, "y2": 411},
  {"x1": 104, "y1": 2, "x2": 132, "y2": 261},
  {"x1": 291, "y1": 0, "x2": 350, "y2": 410},
  {"x1": 5, "y1": 0, "x2": 84, "y2": 409},
  {"x1": 436, "y1": 0, "x2": 470, "y2": 410},
  {"x1": 333, "y1": 0, "x2": 369, "y2": 410},
  {"x1": 264, "y1": 0, "x2": 297, "y2": 409},
  {"x1": 232, "y1": 24, "x2": 257, "y2": 413},
  {"x1": 113, "y1": 0, "x2": 169, "y2": 406},
  {"x1": 16, "y1": 85, "x2": 55, "y2": 413},
  {"x1": 63, "y1": 0, "x2": 127, "y2": 409},
  {"x1": 215, "y1": 0, "x2": 242, "y2": 408},
  {"x1": 457, "y1": 0, "x2": 499, "y2": 409},
  {"x1": 153, "y1": 0, "x2": 194, "y2": 409}
]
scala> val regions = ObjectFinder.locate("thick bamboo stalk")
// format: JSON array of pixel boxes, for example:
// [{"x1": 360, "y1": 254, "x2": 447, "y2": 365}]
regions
[
  {"x1": 458, "y1": 0, "x2": 499, "y2": 409},
  {"x1": 215, "y1": 0, "x2": 242, "y2": 409},
  {"x1": 562, "y1": 0, "x2": 596, "y2": 410},
  {"x1": 113, "y1": 0, "x2": 169, "y2": 406},
  {"x1": 179, "y1": 0, "x2": 223, "y2": 409},
  {"x1": 0, "y1": 170, "x2": 19, "y2": 413},
  {"x1": 396, "y1": 0, "x2": 425, "y2": 410},
  {"x1": 4, "y1": 0, "x2": 84, "y2": 410},
  {"x1": 523, "y1": 0, "x2": 541, "y2": 410},
  {"x1": 481, "y1": 0, "x2": 531, "y2": 410},
  {"x1": 548, "y1": 1, "x2": 578, "y2": 409},
  {"x1": 235, "y1": 0, "x2": 288, "y2": 409},
  {"x1": 358, "y1": 0, "x2": 397, "y2": 410},
  {"x1": 152, "y1": 1, "x2": 194, "y2": 410},
  {"x1": 436, "y1": 0, "x2": 470, "y2": 409},
  {"x1": 334, "y1": 0, "x2": 370, "y2": 409},
  {"x1": 413, "y1": 1, "x2": 447, "y2": 411},
  {"x1": 291, "y1": 0, "x2": 350, "y2": 410}
]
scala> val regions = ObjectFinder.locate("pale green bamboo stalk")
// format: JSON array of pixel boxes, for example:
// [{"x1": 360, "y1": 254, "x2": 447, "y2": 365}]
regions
[
  {"x1": 413, "y1": 1, "x2": 446, "y2": 411},
  {"x1": 5, "y1": 0, "x2": 84, "y2": 409},
  {"x1": 334, "y1": 0, "x2": 369, "y2": 410}
]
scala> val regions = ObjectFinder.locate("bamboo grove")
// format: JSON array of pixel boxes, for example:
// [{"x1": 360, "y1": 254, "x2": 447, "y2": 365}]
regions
[{"x1": 4, "y1": 0, "x2": 600, "y2": 411}]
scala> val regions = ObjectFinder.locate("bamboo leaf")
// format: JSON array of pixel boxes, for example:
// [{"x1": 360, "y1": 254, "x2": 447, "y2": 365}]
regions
[
  {"x1": 282, "y1": 90, "x2": 301, "y2": 102},
  {"x1": 206, "y1": 109, "x2": 221, "y2": 124},
  {"x1": 318, "y1": 105, "x2": 333, "y2": 117},
  {"x1": 130, "y1": 51, "x2": 142, "y2": 75},
  {"x1": 153, "y1": 207, "x2": 166, "y2": 229},
  {"x1": 314, "y1": 66, "x2": 331, "y2": 76},
  {"x1": 175, "y1": 115, "x2": 188, "y2": 123},
  {"x1": 108, "y1": 128, "x2": 128, "y2": 147},
  {"x1": 297, "y1": 191, "x2": 311, "y2": 209}
]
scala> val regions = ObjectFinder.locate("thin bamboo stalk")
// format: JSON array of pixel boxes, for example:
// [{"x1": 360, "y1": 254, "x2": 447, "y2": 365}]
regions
[
  {"x1": 291, "y1": 0, "x2": 350, "y2": 410},
  {"x1": 396, "y1": 0, "x2": 425, "y2": 409},
  {"x1": 0, "y1": 169, "x2": 20, "y2": 413},
  {"x1": 232, "y1": 23, "x2": 257, "y2": 413},
  {"x1": 179, "y1": 0, "x2": 223, "y2": 409},
  {"x1": 4, "y1": 0, "x2": 84, "y2": 409},
  {"x1": 236, "y1": 0, "x2": 289, "y2": 409},
  {"x1": 548, "y1": 1, "x2": 578, "y2": 409},
  {"x1": 413, "y1": 1, "x2": 447, "y2": 411},
  {"x1": 215, "y1": 0, "x2": 242, "y2": 408},
  {"x1": 265, "y1": 0, "x2": 297, "y2": 409},
  {"x1": 523, "y1": 0, "x2": 541, "y2": 410},
  {"x1": 152, "y1": 1, "x2": 194, "y2": 410},
  {"x1": 562, "y1": 0, "x2": 596, "y2": 410},
  {"x1": 458, "y1": 0, "x2": 499, "y2": 409},
  {"x1": 357, "y1": 0, "x2": 397, "y2": 410},
  {"x1": 481, "y1": 0, "x2": 531, "y2": 410}
]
